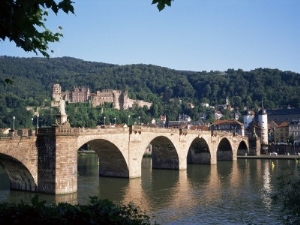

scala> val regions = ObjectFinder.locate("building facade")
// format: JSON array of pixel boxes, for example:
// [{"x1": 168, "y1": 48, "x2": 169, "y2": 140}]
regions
[
  {"x1": 274, "y1": 121, "x2": 289, "y2": 143},
  {"x1": 211, "y1": 119, "x2": 244, "y2": 136}
]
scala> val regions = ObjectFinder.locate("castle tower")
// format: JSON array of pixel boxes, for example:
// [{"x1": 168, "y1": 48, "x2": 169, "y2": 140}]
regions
[
  {"x1": 52, "y1": 84, "x2": 62, "y2": 102},
  {"x1": 112, "y1": 90, "x2": 121, "y2": 110},
  {"x1": 121, "y1": 90, "x2": 129, "y2": 110}
]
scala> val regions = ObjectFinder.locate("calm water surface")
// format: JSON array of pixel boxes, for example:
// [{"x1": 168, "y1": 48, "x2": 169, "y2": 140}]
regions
[{"x1": 0, "y1": 155, "x2": 298, "y2": 224}]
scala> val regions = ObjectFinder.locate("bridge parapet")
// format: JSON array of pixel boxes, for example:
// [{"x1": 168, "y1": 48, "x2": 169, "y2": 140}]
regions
[
  {"x1": 79, "y1": 127, "x2": 130, "y2": 134},
  {"x1": 36, "y1": 127, "x2": 80, "y2": 136},
  {"x1": 1, "y1": 129, "x2": 35, "y2": 140},
  {"x1": 139, "y1": 126, "x2": 179, "y2": 133},
  {"x1": 211, "y1": 130, "x2": 235, "y2": 137}
]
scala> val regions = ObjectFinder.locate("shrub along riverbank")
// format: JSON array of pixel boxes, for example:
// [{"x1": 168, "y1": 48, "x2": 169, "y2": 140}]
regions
[{"x1": 0, "y1": 195, "x2": 158, "y2": 225}]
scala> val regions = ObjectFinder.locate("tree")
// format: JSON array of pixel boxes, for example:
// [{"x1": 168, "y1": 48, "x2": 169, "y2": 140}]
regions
[
  {"x1": 0, "y1": 195, "x2": 155, "y2": 225},
  {"x1": 272, "y1": 165, "x2": 300, "y2": 224},
  {"x1": 0, "y1": 0, "x2": 74, "y2": 58},
  {"x1": 1, "y1": 0, "x2": 173, "y2": 60},
  {"x1": 152, "y1": 0, "x2": 173, "y2": 11}
]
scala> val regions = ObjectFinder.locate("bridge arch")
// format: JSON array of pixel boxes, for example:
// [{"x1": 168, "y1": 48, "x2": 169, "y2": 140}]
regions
[
  {"x1": 187, "y1": 137, "x2": 211, "y2": 164},
  {"x1": 148, "y1": 136, "x2": 179, "y2": 170},
  {"x1": 79, "y1": 138, "x2": 129, "y2": 178},
  {"x1": 0, "y1": 153, "x2": 37, "y2": 191},
  {"x1": 217, "y1": 138, "x2": 233, "y2": 161},
  {"x1": 237, "y1": 140, "x2": 249, "y2": 156}
]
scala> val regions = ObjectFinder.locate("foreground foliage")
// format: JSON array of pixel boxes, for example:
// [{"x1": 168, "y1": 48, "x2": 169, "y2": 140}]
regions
[
  {"x1": 0, "y1": 0, "x2": 74, "y2": 58},
  {"x1": 272, "y1": 162, "x2": 300, "y2": 224},
  {"x1": 0, "y1": 0, "x2": 170, "y2": 60},
  {"x1": 0, "y1": 195, "x2": 157, "y2": 225}
]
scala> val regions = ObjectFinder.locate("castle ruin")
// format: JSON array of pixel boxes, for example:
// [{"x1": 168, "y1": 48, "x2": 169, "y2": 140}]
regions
[{"x1": 51, "y1": 84, "x2": 152, "y2": 110}]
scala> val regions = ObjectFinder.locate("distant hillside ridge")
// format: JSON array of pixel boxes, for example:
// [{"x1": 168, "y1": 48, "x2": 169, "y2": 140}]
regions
[{"x1": 1, "y1": 56, "x2": 300, "y2": 111}]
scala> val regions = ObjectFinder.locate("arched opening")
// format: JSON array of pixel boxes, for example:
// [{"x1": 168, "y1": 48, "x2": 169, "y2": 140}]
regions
[
  {"x1": 237, "y1": 141, "x2": 248, "y2": 156},
  {"x1": 150, "y1": 136, "x2": 179, "y2": 169},
  {"x1": 187, "y1": 137, "x2": 211, "y2": 164},
  {"x1": 87, "y1": 139, "x2": 129, "y2": 178},
  {"x1": 217, "y1": 138, "x2": 233, "y2": 161},
  {"x1": 0, "y1": 154, "x2": 37, "y2": 192}
]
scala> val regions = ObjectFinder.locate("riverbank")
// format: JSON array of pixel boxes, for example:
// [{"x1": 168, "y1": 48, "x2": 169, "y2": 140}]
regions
[{"x1": 238, "y1": 154, "x2": 300, "y2": 160}]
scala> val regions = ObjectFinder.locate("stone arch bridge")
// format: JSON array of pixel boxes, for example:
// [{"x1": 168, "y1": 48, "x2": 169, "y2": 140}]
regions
[{"x1": 0, "y1": 126, "x2": 249, "y2": 194}]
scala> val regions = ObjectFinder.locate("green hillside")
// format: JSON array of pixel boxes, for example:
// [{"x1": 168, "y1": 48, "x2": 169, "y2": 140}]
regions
[{"x1": 0, "y1": 56, "x2": 300, "y2": 129}]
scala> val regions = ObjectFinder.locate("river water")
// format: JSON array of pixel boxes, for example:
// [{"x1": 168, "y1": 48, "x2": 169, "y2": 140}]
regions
[{"x1": 0, "y1": 155, "x2": 298, "y2": 224}]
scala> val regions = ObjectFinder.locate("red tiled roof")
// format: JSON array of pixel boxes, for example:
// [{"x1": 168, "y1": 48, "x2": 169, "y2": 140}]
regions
[
  {"x1": 212, "y1": 120, "x2": 243, "y2": 126},
  {"x1": 277, "y1": 121, "x2": 289, "y2": 127}
]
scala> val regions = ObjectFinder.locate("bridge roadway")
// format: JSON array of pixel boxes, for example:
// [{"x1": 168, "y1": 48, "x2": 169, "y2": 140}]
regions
[{"x1": 0, "y1": 126, "x2": 249, "y2": 194}]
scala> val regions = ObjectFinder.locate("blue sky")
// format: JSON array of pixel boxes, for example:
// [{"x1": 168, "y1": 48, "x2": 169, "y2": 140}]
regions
[{"x1": 1, "y1": 0, "x2": 300, "y2": 73}]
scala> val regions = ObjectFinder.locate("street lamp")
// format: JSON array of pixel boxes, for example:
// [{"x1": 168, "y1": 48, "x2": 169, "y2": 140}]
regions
[
  {"x1": 31, "y1": 118, "x2": 33, "y2": 129},
  {"x1": 128, "y1": 115, "x2": 130, "y2": 126},
  {"x1": 13, "y1": 116, "x2": 15, "y2": 130},
  {"x1": 114, "y1": 117, "x2": 116, "y2": 125},
  {"x1": 138, "y1": 116, "x2": 141, "y2": 125},
  {"x1": 37, "y1": 114, "x2": 39, "y2": 129},
  {"x1": 104, "y1": 116, "x2": 106, "y2": 126}
]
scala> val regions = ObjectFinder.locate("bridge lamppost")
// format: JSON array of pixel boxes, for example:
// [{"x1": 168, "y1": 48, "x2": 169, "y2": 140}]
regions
[
  {"x1": 12, "y1": 116, "x2": 15, "y2": 130},
  {"x1": 36, "y1": 114, "x2": 39, "y2": 129},
  {"x1": 138, "y1": 116, "x2": 141, "y2": 125},
  {"x1": 104, "y1": 116, "x2": 106, "y2": 126},
  {"x1": 128, "y1": 115, "x2": 130, "y2": 126},
  {"x1": 31, "y1": 118, "x2": 33, "y2": 129}
]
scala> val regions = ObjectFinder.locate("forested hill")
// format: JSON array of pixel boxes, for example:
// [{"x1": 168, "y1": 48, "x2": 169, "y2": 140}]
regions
[{"x1": 1, "y1": 56, "x2": 300, "y2": 111}]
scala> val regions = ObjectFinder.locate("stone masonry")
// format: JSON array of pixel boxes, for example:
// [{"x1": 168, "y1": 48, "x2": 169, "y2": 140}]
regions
[{"x1": 0, "y1": 127, "x2": 249, "y2": 194}]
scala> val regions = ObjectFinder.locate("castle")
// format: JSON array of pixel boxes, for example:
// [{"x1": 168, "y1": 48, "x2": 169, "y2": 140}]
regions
[{"x1": 51, "y1": 84, "x2": 152, "y2": 110}]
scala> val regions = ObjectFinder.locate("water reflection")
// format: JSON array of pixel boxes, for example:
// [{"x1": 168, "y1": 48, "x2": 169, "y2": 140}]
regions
[{"x1": 0, "y1": 155, "x2": 298, "y2": 224}]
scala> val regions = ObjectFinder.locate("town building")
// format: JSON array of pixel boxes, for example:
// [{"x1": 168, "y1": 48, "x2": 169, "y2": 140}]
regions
[
  {"x1": 243, "y1": 110, "x2": 255, "y2": 135},
  {"x1": 274, "y1": 121, "x2": 289, "y2": 144},
  {"x1": 211, "y1": 119, "x2": 244, "y2": 136},
  {"x1": 268, "y1": 120, "x2": 278, "y2": 143},
  {"x1": 267, "y1": 108, "x2": 300, "y2": 123},
  {"x1": 289, "y1": 120, "x2": 300, "y2": 143}
]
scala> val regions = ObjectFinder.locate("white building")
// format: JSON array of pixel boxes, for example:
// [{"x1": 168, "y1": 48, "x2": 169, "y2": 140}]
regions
[{"x1": 258, "y1": 109, "x2": 268, "y2": 146}]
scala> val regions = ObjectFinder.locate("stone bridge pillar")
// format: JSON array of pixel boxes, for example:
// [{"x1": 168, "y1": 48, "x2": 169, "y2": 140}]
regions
[
  {"x1": 128, "y1": 131, "x2": 144, "y2": 178},
  {"x1": 37, "y1": 126, "x2": 78, "y2": 194},
  {"x1": 178, "y1": 133, "x2": 188, "y2": 170},
  {"x1": 210, "y1": 135, "x2": 218, "y2": 165}
]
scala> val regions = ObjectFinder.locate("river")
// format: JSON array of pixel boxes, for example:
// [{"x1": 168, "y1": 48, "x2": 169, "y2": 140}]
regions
[{"x1": 0, "y1": 155, "x2": 298, "y2": 224}]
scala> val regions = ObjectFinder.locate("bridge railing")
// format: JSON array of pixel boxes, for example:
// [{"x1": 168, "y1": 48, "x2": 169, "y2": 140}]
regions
[
  {"x1": 78, "y1": 127, "x2": 130, "y2": 134},
  {"x1": 0, "y1": 129, "x2": 35, "y2": 140}
]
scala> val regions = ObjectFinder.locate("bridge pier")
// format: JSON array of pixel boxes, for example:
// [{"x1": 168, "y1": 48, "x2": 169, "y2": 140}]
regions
[
  {"x1": 128, "y1": 141, "x2": 143, "y2": 178},
  {"x1": 37, "y1": 127, "x2": 78, "y2": 194}
]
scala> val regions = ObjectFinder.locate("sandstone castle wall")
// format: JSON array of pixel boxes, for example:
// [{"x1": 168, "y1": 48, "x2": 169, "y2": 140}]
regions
[{"x1": 51, "y1": 84, "x2": 151, "y2": 110}]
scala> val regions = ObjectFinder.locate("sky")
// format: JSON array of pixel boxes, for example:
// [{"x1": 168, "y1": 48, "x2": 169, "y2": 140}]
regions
[{"x1": 1, "y1": 0, "x2": 300, "y2": 73}]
